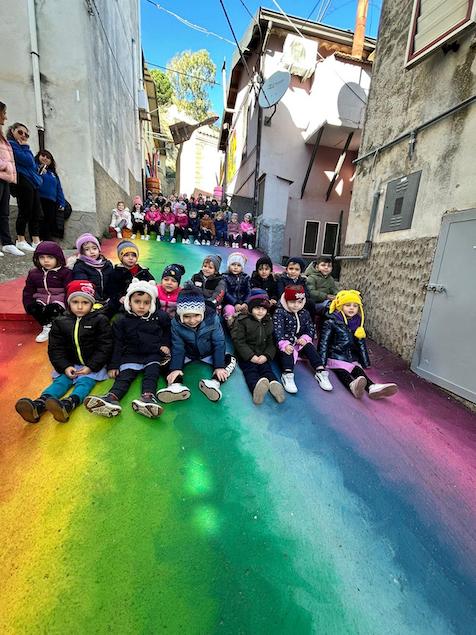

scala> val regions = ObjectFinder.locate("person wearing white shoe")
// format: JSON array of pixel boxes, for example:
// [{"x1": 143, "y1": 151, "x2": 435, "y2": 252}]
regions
[
  {"x1": 3, "y1": 243, "x2": 26, "y2": 256},
  {"x1": 314, "y1": 369, "x2": 333, "y2": 391},
  {"x1": 35, "y1": 322, "x2": 52, "y2": 342},
  {"x1": 0, "y1": 101, "x2": 20, "y2": 256},
  {"x1": 316, "y1": 289, "x2": 399, "y2": 400},
  {"x1": 16, "y1": 240, "x2": 35, "y2": 251},
  {"x1": 0, "y1": 249, "x2": 3, "y2": 256},
  {"x1": 162, "y1": 287, "x2": 235, "y2": 403},
  {"x1": 109, "y1": 202, "x2": 131, "y2": 240},
  {"x1": 281, "y1": 372, "x2": 298, "y2": 394},
  {"x1": 170, "y1": 237, "x2": 176, "y2": 243}
]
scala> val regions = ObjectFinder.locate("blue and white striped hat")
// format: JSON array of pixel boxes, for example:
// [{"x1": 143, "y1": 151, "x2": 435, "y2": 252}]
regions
[{"x1": 176, "y1": 285, "x2": 206, "y2": 320}]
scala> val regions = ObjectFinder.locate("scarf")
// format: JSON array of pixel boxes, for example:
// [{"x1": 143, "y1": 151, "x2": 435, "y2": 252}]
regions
[{"x1": 78, "y1": 254, "x2": 107, "y2": 269}]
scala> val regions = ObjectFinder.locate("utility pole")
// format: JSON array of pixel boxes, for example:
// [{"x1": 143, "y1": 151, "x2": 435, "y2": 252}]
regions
[{"x1": 352, "y1": 0, "x2": 369, "y2": 59}]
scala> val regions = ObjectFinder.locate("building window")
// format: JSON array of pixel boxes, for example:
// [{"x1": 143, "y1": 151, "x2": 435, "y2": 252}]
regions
[
  {"x1": 380, "y1": 171, "x2": 422, "y2": 233},
  {"x1": 406, "y1": 0, "x2": 475, "y2": 67},
  {"x1": 302, "y1": 221, "x2": 320, "y2": 256},
  {"x1": 322, "y1": 222, "x2": 340, "y2": 255}
]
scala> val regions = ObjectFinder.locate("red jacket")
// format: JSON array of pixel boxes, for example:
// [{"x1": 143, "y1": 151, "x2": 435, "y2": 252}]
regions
[{"x1": 157, "y1": 284, "x2": 181, "y2": 317}]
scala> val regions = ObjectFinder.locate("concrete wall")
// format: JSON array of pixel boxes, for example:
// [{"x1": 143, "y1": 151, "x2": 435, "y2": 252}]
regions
[
  {"x1": 340, "y1": 0, "x2": 476, "y2": 362},
  {"x1": 179, "y1": 127, "x2": 221, "y2": 197}
]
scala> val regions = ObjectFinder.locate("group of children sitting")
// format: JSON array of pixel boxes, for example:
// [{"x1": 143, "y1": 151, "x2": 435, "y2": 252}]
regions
[
  {"x1": 109, "y1": 199, "x2": 256, "y2": 249},
  {"x1": 15, "y1": 235, "x2": 398, "y2": 425}
]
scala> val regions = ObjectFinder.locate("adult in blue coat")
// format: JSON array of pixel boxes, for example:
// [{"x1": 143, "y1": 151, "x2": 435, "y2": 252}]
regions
[{"x1": 36, "y1": 150, "x2": 65, "y2": 240}]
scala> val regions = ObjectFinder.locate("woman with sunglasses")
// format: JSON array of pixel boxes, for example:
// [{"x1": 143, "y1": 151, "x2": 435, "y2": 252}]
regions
[
  {"x1": 0, "y1": 102, "x2": 25, "y2": 256},
  {"x1": 7, "y1": 122, "x2": 43, "y2": 252},
  {"x1": 35, "y1": 150, "x2": 65, "y2": 240}
]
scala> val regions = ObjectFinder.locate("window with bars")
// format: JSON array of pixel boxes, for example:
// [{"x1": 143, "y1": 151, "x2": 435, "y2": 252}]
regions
[{"x1": 302, "y1": 221, "x2": 320, "y2": 256}]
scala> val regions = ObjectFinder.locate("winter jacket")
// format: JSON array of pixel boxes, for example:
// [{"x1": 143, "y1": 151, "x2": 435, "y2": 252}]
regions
[
  {"x1": 109, "y1": 309, "x2": 171, "y2": 369},
  {"x1": 48, "y1": 309, "x2": 113, "y2": 374},
  {"x1": 110, "y1": 208, "x2": 132, "y2": 229},
  {"x1": 317, "y1": 314, "x2": 370, "y2": 368},
  {"x1": 276, "y1": 273, "x2": 310, "y2": 300},
  {"x1": 162, "y1": 211, "x2": 176, "y2": 225},
  {"x1": 9, "y1": 139, "x2": 42, "y2": 188},
  {"x1": 227, "y1": 221, "x2": 241, "y2": 236},
  {"x1": 306, "y1": 269, "x2": 338, "y2": 303},
  {"x1": 23, "y1": 242, "x2": 71, "y2": 308},
  {"x1": 170, "y1": 307, "x2": 225, "y2": 371},
  {"x1": 144, "y1": 208, "x2": 161, "y2": 224},
  {"x1": 240, "y1": 221, "x2": 255, "y2": 234},
  {"x1": 108, "y1": 264, "x2": 154, "y2": 315},
  {"x1": 132, "y1": 209, "x2": 145, "y2": 222},
  {"x1": 190, "y1": 271, "x2": 225, "y2": 304},
  {"x1": 157, "y1": 284, "x2": 181, "y2": 318},
  {"x1": 200, "y1": 217, "x2": 215, "y2": 236},
  {"x1": 72, "y1": 257, "x2": 114, "y2": 303},
  {"x1": 188, "y1": 216, "x2": 200, "y2": 233},
  {"x1": 223, "y1": 272, "x2": 251, "y2": 306},
  {"x1": 0, "y1": 134, "x2": 16, "y2": 184},
  {"x1": 175, "y1": 212, "x2": 189, "y2": 229},
  {"x1": 250, "y1": 271, "x2": 278, "y2": 301},
  {"x1": 214, "y1": 218, "x2": 227, "y2": 234},
  {"x1": 273, "y1": 296, "x2": 315, "y2": 348},
  {"x1": 208, "y1": 203, "x2": 220, "y2": 216},
  {"x1": 37, "y1": 163, "x2": 65, "y2": 207},
  {"x1": 231, "y1": 313, "x2": 276, "y2": 361}
]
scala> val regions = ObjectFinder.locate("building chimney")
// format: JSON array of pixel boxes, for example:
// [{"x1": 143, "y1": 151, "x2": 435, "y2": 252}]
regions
[{"x1": 352, "y1": 0, "x2": 369, "y2": 59}]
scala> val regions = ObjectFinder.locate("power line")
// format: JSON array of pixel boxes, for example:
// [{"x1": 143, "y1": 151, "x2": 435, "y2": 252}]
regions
[
  {"x1": 146, "y1": 61, "x2": 221, "y2": 86},
  {"x1": 317, "y1": 0, "x2": 333, "y2": 22}
]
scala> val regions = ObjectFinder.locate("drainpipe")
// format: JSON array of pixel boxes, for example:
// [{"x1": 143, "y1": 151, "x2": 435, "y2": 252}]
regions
[
  {"x1": 27, "y1": 0, "x2": 45, "y2": 149},
  {"x1": 335, "y1": 188, "x2": 381, "y2": 261},
  {"x1": 352, "y1": 0, "x2": 369, "y2": 59}
]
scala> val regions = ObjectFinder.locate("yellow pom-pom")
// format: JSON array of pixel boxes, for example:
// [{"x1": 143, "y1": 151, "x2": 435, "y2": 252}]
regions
[{"x1": 354, "y1": 326, "x2": 366, "y2": 339}]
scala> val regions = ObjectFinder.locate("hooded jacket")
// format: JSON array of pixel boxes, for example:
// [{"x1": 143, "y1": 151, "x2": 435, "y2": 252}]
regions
[
  {"x1": 190, "y1": 271, "x2": 225, "y2": 304},
  {"x1": 272, "y1": 295, "x2": 315, "y2": 349},
  {"x1": 144, "y1": 208, "x2": 161, "y2": 224},
  {"x1": 72, "y1": 257, "x2": 114, "y2": 303},
  {"x1": 223, "y1": 271, "x2": 251, "y2": 306},
  {"x1": 0, "y1": 134, "x2": 16, "y2": 184},
  {"x1": 231, "y1": 313, "x2": 276, "y2": 361},
  {"x1": 317, "y1": 313, "x2": 370, "y2": 368},
  {"x1": 23, "y1": 242, "x2": 72, "y2": 309},
  {"x1": 240, "y1": 221, "x2": 255, "y2": 234},
  {"x1": 9, "y1": 139, "x2": 42, "y2": 188},
  {"x1": 162, "y1": 210, "x2": 176, "y2": 225},
  {"x1": 170, "y1": 306, "x2": 225, "y2": 371},
  {"x1": 48, "y1": 308, "x2": 113, "y2": 374},
  {"x1": 36, "y1": 162, "x2": 65, "y2": 207}
]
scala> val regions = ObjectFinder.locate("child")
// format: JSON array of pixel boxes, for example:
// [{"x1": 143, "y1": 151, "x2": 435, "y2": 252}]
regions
[
  {"x1": 15, "y1": 280, "x2": 113, "y2": 423},
  {"x1": 108, "y1": 240, "x2": 154, "y2": 316},
  {"x1": 157, "y1": 263, "x2": 185, "y2": 318},
  {"x1": 240, "y1": 213, "x2": 256, "y2": 250},
  {"x1": 157, "y1": 287, "x2": 236, "y2": 403},
  {"x1": 276, "y1": 256, "x2": 309, "y2": 298},
  {"x1": 273, "y1": 285, "x2": 324, "y2": 394},
  {"x1": 85, "y1": 280, "x2": 171, "y2": 418},
  {"x1": 316, "y1": 290, "x2": 398, "y2": 399},
  {"x1": 305, "y1": 255, "x2": 338, "y2": 314},
  {"x1": 223, "y1": 252, "x2": 251, "y2": 326},
  {"x1": 250, "y1": 255, "x2": 278, "y2": 304},
  {"x1": 231, "y1": 290, "x2": 285, "y2": 405},
  {"x1": 190, "y1": 254, "x2": 225, "y2": 307},
  {"x1": 109, "y1": 201, "x2": 132, "y2": 239},
  {"x1": 131, "y1": 202, "x2": 146, "y2": 239},
  {"x1": 72, "y1": 233, "x2": 114, "y2": 307},
  {"x1": 199, "y1": 212, "x2": 215, "y2": 245},
  {"x1": 160, "y1": 202, "x2": 176, "y2": 243},
  {"x1": 188, "y1": 209, "x2": 201, "y2": 244},
  {"x1": 174, "y1": 206, "x2": 189, "y2": 243},
  {"x1": 23, "y1": 241, "x2": 72, "y2": 342},
  {"x1": 213, "y1": 210, "x2": 228, "y2": 246},
  {"x1": 144, "y1": 202, "x2": 161, "y2": 239},
  {"x1": 227, "y1": 212, "x2": 241, "y2": 248}
]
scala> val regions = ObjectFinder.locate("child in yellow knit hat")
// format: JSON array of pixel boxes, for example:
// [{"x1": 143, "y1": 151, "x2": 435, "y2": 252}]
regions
[{"x1": 316, "y1": 290, "x2": 398, "y2": 399}]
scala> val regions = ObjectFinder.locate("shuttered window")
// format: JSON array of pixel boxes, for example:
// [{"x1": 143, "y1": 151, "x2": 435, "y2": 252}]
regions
[
  {"x1": 302, "y1": 221, "x2": 320, "y2": 256},
  {"x1": 406, "y1": 0, "x2": 475, "y2": 66}
]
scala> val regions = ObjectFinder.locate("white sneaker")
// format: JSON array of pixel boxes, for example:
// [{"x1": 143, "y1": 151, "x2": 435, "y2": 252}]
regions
[
  {"x1": 2, "y1": 244, "x2": 25, "y2": 256},
  {"x1": 206, "y1": 240, "x2": 211, "y2": 245},
  {"x1": 224, "y1": 355, "x2": 237, "y2": 377},
  {"x1": 16, "y1": 240, "x2": 35, "y2": 252},
  {"x1": 0, "y1": 249, "x2": 3, "y2": 257},
  {"x1": 201, "y1": 240, "x2": 206, "y2": 245},
  {"x1": 243, "y1": 243, "x2": 248, "y2": 249},
  {"x1": 194, "y1": 240, "x2": 200, "y2": 245},
  {"x1": 368, "y1": 383, "x2": 398, "y2": 399},
  {"x1": 199, "y1": 378, "x2": 222, "y2": 401},
  {"x1": 117, "y1": 232, "x2": 123, "y2": 239},
  {"x1": 35, "y1": 323, "x2": 52, "y2": 343},
  {"x1": 253, "y1": 377, "x2": 270, "y2": 405},
  {"x1": 131, "y1": 234, "x2": 136, "y2": 239},
  {"x1": 314, "y1": 370, "x2": 333, "y2": 391},
  {"x1": 145, "y1": 235, "x2": 150, "y2": 240},
  {"x1": 156, "y1": 383, "x2": 191, "y2": 403},
  {"x1": 269, "y1": 380, "x2": 286, "y2": 403},
  {"x1": 156, "y1": 235, "x2": 161, "y2": 241},
  {"x1": 170, "y1": 238, "x2": 176, "y2": 243},
  {"x1": 248, "y1": 244, "x2": 253, "y2": 250},
  {"x1": 140, "y1": 235, "x2": 145, "y2": 240},
  {"x1": 349, "y1": 376, "x2": 367, "y2": 399},
  {"x1": 281, "y1": 372, "x2": 298, "y2": 393}
]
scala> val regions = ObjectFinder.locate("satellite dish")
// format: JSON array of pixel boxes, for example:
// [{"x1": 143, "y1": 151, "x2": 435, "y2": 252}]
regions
[{"x1": 258, "y1": 70, "x2": 291, "y2": 109}]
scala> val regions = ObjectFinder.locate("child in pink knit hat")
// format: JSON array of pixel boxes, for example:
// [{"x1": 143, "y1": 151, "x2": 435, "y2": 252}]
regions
[{"x1": 71, "y1": 233, "x2": 114, "y2": 306}]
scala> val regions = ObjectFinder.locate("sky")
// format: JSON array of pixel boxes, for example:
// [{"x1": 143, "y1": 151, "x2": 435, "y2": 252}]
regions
[{"x1": 140, "y1": 0, "x2": 383, "y2": 114}]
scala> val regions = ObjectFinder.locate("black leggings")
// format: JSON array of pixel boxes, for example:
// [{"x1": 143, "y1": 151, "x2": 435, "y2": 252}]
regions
[
  {"x1": 333, "y1": 366, "x2": 373, "y2": 392},
  {"x1": 239, "y1": 359, "x2": 278, "y2": 393},
  {"x1": 15, "y1": 174, "x2": 43, "y2": 238},
  {"x1": 0, "y1": 179, "x2": 13, "y2": 246},
  {"x1": 278, "y1": 342, "x2": 321, "y2": 373},
  {"x1": 25, "y1": 301, "x2": 64, "y2": 326},
  {"x1": 109, "y1": 363, "x2": 161, "y2": 400},
  {"x1": 39, "y1": 198, "x2": 58, "y2": 241},
  {"x1": 132, "y1": 220, "x2": 145, "y2": 234}
]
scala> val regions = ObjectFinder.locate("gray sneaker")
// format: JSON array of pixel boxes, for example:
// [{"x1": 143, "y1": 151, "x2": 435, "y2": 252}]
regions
[{"x1": 132, "y1": 393, "x2": 163, "y2": 418}]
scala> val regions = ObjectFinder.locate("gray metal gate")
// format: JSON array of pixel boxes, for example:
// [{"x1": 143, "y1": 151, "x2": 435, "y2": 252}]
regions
[{"x1": 412, "y1": 209, "x2": 476, "y2": 403}]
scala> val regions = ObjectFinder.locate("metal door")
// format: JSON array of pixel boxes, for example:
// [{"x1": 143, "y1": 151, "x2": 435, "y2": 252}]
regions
[{"x1": 412, "y1": 209, "x2": 476, "y2": 403}]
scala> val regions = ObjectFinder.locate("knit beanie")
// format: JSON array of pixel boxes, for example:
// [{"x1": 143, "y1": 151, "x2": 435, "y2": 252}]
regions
[
  {"x1": 132, "y1": 195, "x2": 143, "y2": 206},
  {"x1": 255, "y1": 255, "x2": 273, "y2": 271},
  {"x1": 117, "y1": 240, "x2": 139, "y2": 261},
  {"x1": 124, "y1": 279, "x2": 158, "y2": 315},
  {"x1": 329, "y1": 289, "x2": 366, "y2": 339},
  {"x1": 244, "y1": 213, "x2": 252, "y2": 220},
  {"x1": 66, "y1": 280, "x2": 96, "y2": 305},
  {"x1": 287, "y1": 256, "x2": 306, "y2": 272},
  {"x1": 203, "y1": 254, "x2": 222, "y2": 273},
  {"x1": 284, "y1": 285, "x2": 306, "y2": 303},
  {"x1": 227, "y1": 252, "x2": 247, "y2": 269},
  {"x1": 162, "y1": 263, "x2": 186, "y2": 283},
  {"x1": 176, "y1": 286, "x2": 206, "y2": 320},
  {"x1": 76, "y1": 233, "x2": 100, "y2": 254},
  {"x1": 247, "y1": 289, "x2": 270, "y2": 311}
]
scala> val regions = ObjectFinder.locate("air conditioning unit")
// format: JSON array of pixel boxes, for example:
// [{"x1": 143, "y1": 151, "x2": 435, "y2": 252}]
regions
[{"x1": 281, "y1": 34, "x2": 318, "y2": 81}]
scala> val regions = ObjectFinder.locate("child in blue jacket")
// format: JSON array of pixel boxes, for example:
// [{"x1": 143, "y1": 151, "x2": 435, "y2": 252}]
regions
[
  {"x1": 222, "y1": 252, "x2": 251, "y2": 326},
  {"x1": 157, "y1": 286, "x2": 236, "y2": 403}
]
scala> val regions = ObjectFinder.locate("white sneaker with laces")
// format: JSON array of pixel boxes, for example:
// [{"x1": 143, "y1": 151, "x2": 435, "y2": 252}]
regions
[
  {"x1": 156, "y1": 383, "x2": 191, "y2": 403},
  {"x1": 16, "y1": 240, "x2": 35, "y2": 252},
  {"x1": 117, "y1": 232, "x2": 123, "y2": 239},
  {"x1": 35, "y1": 323, "x2": 52, "y2": 343},
  {"x1": 199, "y1": 378, "x2": 222, "y2": 401},
  {"x1": 194, "y1": 239, "x2": 200, "y2": 245},
  {"x1": 3, "y1": 244, "x2": 25, "y2": 256},
  {"x1": 156, "y1": 235, "x2": 161, "y2": 241},
  {"x1": 171, "y1": 238, "x2": 176, "y2": 243},
  {"x1": 131, "y1": 234, "x2": 136, "y2": 239},
  {"x1": 368, "y1": 383, "x2": 398, "y2": 399},
  {"x1": 314, "y1": 370, "x2": 333, "y2": 391},
  {"x1": 349, "y1": 376, "x2": 366, "y2": 399},
  {"x1": 281, "y1": 372, "x2": 298, "y2": 393}
]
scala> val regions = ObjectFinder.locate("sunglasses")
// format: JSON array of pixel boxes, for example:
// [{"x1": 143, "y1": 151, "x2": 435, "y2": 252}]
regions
[{"x1": 17, "y1": 130, "x2": 30, "y2": 138}]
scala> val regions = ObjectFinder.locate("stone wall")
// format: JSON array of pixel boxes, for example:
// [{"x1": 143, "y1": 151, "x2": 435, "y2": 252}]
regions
[{"x1": 339, "y1": 237, "x2": 437, "y2": 362}]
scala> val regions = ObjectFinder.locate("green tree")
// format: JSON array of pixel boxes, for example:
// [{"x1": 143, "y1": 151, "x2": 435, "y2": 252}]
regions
[
  {"x1": 150, "y1": 69, "x2": 173, "y2": 107},
  {"x1": 167, "y1": 49, "x2": 216, "y2": 121}
]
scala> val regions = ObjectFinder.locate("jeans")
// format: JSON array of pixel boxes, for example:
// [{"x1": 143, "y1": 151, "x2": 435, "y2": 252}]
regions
[
  {"x1": 215, "y1": 230, "x2": 227, "y2": 243},
  {"x1": 41, "y1": 374, "x2": 96, "y2": 403},
  {"x1": 278, "y1": 342, "x2": 321, "y2": 373},
  {"x1": 239, "y1": 359, "x2": 278, "y2": 393}
]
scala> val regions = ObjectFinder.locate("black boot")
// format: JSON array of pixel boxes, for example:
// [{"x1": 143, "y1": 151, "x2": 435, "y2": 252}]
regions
[
  {"x1": 45, "y1": 396, "x2": 78, "y2": 423},
  {"x1": 15, "y1": 397, "x2": 46, "y2": 423}
]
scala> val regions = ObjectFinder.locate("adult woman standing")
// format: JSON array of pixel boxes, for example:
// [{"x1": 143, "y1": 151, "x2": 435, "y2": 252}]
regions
[
  {"x1": 7, "y1": 121, "x2": 43, "y2": 252},
  {"x1": 36, "y1": 150, "x2": 65, "y2": 240},
  {"x1": 0, "y1": 102, "x2": 25, "y2": 256}
]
